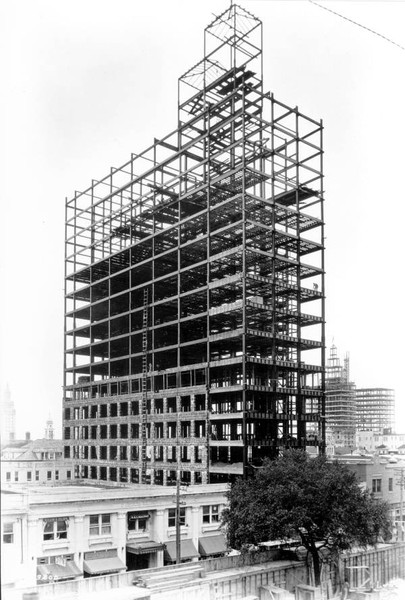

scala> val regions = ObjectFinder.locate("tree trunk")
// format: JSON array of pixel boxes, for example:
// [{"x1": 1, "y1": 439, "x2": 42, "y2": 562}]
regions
[{"x1": 311, "y1": 547, "x2": 322, "y2": 587}]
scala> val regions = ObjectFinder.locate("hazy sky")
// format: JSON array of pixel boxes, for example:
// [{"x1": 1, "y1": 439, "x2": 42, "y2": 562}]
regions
[{"x1": 1, "y1": 0, "x2": 405, "y2": 438}]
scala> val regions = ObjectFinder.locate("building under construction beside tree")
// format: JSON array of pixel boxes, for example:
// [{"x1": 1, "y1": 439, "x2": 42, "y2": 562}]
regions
[{"x1": 63, "y1": 4, "x2": 325, "y2": 485}]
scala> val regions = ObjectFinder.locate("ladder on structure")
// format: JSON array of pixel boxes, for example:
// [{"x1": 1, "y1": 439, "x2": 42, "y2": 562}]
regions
[{"x1": 141, "y1": 288, "x2": 148, "y2": 484}]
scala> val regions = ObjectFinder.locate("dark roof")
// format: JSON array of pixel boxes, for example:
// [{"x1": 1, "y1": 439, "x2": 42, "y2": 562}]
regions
[{"x1": 25, "y1": 439, "x2": 64, "y2": 450}]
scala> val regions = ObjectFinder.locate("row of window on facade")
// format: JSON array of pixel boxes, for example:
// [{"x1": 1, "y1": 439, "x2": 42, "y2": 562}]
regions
[
  {"x1": 2, "y1": 505, "x2": 221, "y2": 544},
  {"x1": 5, "y1": 470, "x2": 72, "y2": 482},
  {"x1": 2, "y1": 451, "x2": 62, "y2": 460},
  {"x1": 371, "y1": 477, "x2": 394, "y2": 494},
  {"x1": 67, "y1": 371, "x2": 207, "y2": 401},
  {"x1": 64, "y1": 419, "x2": 271, "y2": 445},
  {"x1": 65, "y1": 444, "x2": 205, "y2": 462},
  {"x1": 64, "y1": 395, "x2": 206, "y2": 420},
  {"x1": 50, "y1": 464, "x2": 205, "y2": 485},
  {"x1": 64, "y1": 421, "x2": 207, "y2": 440}
]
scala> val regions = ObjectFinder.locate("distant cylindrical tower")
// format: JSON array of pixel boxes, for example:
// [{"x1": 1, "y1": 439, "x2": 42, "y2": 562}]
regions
[{"x1": 0, "y1": 384, "x2": 16, "y2": 443}]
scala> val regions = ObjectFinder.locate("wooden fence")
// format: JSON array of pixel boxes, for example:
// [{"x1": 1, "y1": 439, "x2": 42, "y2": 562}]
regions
[{"x1": 5, "y1": 542, "x2": 405, "y2": 600}]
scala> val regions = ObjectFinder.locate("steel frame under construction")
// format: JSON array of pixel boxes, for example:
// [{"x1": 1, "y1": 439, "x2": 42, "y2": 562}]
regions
[
  {"x1": 325, "y1": 346, "x2": 356, "y2": 447},
  {"x1": 63, "y1": 4, "x2": 326, "y2": 485}
]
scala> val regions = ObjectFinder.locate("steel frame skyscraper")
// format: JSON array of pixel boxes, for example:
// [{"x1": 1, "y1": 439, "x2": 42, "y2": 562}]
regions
[{"x1": 63, "y1": 4, "x2": 326, "y2": 485}]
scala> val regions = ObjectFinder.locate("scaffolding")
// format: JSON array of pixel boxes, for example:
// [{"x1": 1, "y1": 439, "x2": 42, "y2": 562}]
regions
[
  {"x1": 355, "y1": 388, "x2": 395, "y2": 434},
  {"x1": 63, "y1": 4, "x2": 325, "y2": 485},
  {"x1": 325, "y1": 346, "x2": 356, "y2": 447}
]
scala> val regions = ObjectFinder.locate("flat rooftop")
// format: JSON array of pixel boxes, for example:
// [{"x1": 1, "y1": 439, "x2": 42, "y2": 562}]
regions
[{"x1": 1, "y1": 481, "x2": 228, "y2": 508}]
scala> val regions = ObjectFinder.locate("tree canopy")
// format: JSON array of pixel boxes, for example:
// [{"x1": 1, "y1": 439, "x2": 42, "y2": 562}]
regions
[{"x1": 221, "y1": 450, "x2": 391, "y2": 586}]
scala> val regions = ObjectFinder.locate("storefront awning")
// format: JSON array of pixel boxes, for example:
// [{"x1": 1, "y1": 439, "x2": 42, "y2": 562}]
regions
[
  {"x1": 127, "y1": 541, "x2": 165, "y2": 555},
  {"x1": 37, "y1": 561, "x2": 82, "y2": 582},
  {"x1": 164, "y1": 539, "x2": 199, "y2": 562},
  {"x1": 83, "y1": 556, "x2": 126, "y2": 575},
  {"x1": 198, "y1": 534, "x2": 227, "y2": 557}
]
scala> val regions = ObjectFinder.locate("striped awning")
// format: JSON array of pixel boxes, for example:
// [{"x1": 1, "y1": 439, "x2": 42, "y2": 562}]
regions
[
  {"x1": 37, "y1": 561, "x2": 82, "y2": 583},
  {"x1": 198, "y1": 534, "x2": 227, "y2": 557},
  {"x1": 127, "y1": 541, "x2": 165, "y2": 555},
  {"x1": 164, "y1": 539, "x2": 199, "y2": 562},
  {"x1": 83, "y1": 556, "x2": 126, "y2": 575}
]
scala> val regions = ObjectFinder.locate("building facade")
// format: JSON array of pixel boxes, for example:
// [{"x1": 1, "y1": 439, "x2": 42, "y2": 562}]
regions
[
  {"x1": 325, "y1": 346, "x2": 356, "y2": 448},
  {"x1": 355, "y1": 431, "x2": 405, "y2": 454},
  {"x1": 1, "y1": 483, "x2": 227, "y2": 590},
  {"x1": 356, "y1": 388, "x2": 395, "y2": 434},
  {"x1": 63, "y1": 5, "x2": 325, "y2": 485},
  {"x1": 1, "y1": 439, "x2": 75, "y2": 486},
  {"x1": 334, "y1": 454, "x2": 405, "y2": 534}
]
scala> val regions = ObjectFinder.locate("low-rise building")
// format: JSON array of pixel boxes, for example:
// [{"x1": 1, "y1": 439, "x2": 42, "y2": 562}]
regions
[
  {"x1": 333, "y1": 454, "x2": 405, "y2": 533},
  {"x1": 1, "y1": 482, "x2": 228, "y2": 591},
  {"x1": 355, "y1": 430, "x2": 376, "y2": 453},
  {"x1": 354, "y1": 431, "x2": 405, "y2": 455},
  {"x1": 1, "y1": 438, "x2": 75, "y2": 485}
]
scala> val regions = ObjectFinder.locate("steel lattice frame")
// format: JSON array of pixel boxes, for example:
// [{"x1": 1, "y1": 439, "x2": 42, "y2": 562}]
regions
[{"x1": 63, "y1": 4, "x2": 326, "y2": 485}]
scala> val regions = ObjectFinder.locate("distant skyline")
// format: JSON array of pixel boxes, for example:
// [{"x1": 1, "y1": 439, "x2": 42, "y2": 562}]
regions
[{"x1": 1, "y1": 0, "x2": 405, "y2": 438}]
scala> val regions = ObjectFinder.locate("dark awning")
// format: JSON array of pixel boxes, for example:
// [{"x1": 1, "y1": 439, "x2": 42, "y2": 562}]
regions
[
  {"x1": 164, "y1": 539, "x2": 199, "y2": 562},
  {"x1": 127, "y1": 541, "x2": 165, "y2": 555},
  {"x1": 37, "y1": 561, "x2": 82, "y2": 582},
  {"x1": 83, "y1": 556, "x2": 126, "y2": 575},
  {"x1": 198, "y1": 534, "x2": 227, "y2": 557}
]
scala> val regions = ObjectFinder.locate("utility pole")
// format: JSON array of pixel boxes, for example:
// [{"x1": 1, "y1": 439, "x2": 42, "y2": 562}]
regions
[
  {"x1": 174, "y1": 428, "x2": 188, "y2": 564},
  {"x1": 399, "y1": 469, "x2": 404, "y2": 541},
  {"x1": 176, "y1": 472, "x2": 181, "y2": 564},
  {"x1": 175, "y1": 422, "x2": 181, "y2": 564},
  {"x1": 394, "y1": 467, "x2": 405, "y2": 541}
]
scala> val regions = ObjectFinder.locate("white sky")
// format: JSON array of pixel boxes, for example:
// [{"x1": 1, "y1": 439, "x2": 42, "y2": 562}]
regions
[{"x1": 1, "y1": 0, "x2": 405, "y2": 438}]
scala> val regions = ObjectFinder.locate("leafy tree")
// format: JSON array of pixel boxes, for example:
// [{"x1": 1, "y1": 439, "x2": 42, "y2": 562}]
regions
[{"x1": 221, "y1": 450, "x2": 391, "y2": 586}]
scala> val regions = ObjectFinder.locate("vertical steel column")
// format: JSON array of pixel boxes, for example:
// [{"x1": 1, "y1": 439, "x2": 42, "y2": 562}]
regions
[
  {"x1": 241, "y1": 76, "x2": 248, "y2": 477},
  {"x1": 295, "y1": 108, "x2": 303, "y2": 447},
  {"x1": 320, "y1": 119, "x2": 326, "y2": 454}
]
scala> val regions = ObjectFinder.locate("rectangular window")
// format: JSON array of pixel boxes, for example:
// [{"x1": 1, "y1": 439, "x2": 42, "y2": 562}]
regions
[
  {"x1": 47, "y1": 471, "x2": 52, "y2": 481},
  {"x1": 35, "y1": 471, "x2": 40, "y2": 481},
  {"x1": 389, "y1": 478, "x2": 393, "y2": 492},
  {"x1": 89, "y1": 514, "x2": 111, "y2": 536},
  {"x1": 67, "y1": 470, "x2": 71, "y2": 480},
  {"x1": 37, "y1": 554, "x2": 74, "y2": 565},
  {"x1": 55, "y1": 471, "x2": 59, "y2": 480},
  {"x1": 14, "y1": 472, "x2": 19, "y2": 482},
  {"x1": 168, "y1": 508, "x2": 186, "y2": 528},
  {"x1": 127, "y1": 512, "x2": 149, "y2": 532},
  {"x1": 27, "y1": 471, "x2": 32, "y2": 481},
  {"x1": 43, "y1": 518, "x2": 68, "y2": 541},
  {"x1": 372, "y1": 478, "x2": 382, "y2": 493},
  {"x1": 6, "y1": 472, "x2": 11, "y2": 481},
  {"x1": 202, "y1": 505, "x2": 220, "y2": 524},
  {"x1": 3, "y1": 522, "x2": 14, "y2": 544}
]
